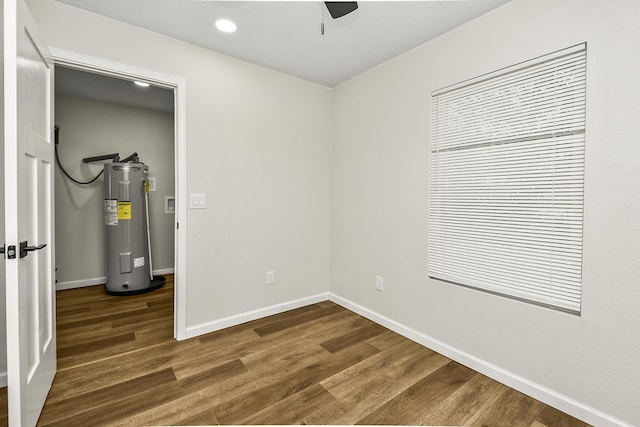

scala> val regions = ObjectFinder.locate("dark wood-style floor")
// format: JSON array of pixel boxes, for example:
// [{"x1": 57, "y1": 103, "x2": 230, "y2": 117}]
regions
[{"x1": 0, "y1": 276, "x2": 589, "y2": 426}]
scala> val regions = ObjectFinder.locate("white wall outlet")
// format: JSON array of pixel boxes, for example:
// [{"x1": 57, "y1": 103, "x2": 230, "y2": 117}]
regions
[
  {"x1": 190, "y1": 193, "x2": 206, "y2": 209},
  {"x1": 266, "y1": 270, "x2": 275, "y2": 285},
  {"x1": 376, "y1": 275, "x2": 384, "y2": 291},
  {"x1": 148, "y1": 177, "x2": 156, "y2": 192}
]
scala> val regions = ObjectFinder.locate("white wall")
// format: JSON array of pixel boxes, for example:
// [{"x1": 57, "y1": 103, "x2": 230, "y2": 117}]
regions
[
  {"x1": 27, "y1": 1, "x2": 332, "y2": 328},
  {"x1": 331, "y1": 0, "x2": 640, "y2": 425},
  {"x1": 54, "y1": 93, "x2": 175, "y2": 288}
]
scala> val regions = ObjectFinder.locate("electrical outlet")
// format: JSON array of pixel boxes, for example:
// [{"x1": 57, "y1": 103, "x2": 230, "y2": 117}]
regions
[
  {"x1": 376, "y1": 275, "x2": 384, "y2": 291},
  {"x1": 266, "y1": 270, "x2": 275, "y2": 285}
]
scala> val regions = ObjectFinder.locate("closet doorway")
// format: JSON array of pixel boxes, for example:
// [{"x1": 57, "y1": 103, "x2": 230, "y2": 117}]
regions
[
  {"x1": 50, "y1": 50, "x2": 188, "y2": 341},
  {"x1": 54, "y1": 66, "x2": 175, "y2": 291}
]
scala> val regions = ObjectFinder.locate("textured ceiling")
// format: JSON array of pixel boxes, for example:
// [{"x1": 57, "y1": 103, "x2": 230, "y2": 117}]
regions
[{"x1": 55, "y1": 0, "x2": 511, "y2": 88}]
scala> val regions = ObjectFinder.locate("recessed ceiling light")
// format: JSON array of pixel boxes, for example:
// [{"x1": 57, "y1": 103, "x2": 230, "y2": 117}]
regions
[
  {"x1": 134, "y1": 81, "x2": 150, "y2": 87},
  {"x1": 215, "y1": 19, "x2": 237, "y2": 33}
]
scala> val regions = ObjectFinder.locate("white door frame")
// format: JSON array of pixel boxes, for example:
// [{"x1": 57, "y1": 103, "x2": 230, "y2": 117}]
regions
[{"x1": 50, "y1": 48, "x2": 188, "y2": 340}]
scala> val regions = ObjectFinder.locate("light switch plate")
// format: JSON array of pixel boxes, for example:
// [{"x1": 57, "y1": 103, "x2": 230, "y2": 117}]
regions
[{"x1": 190, "y1": 193, "x2": 206, "y2": 209}]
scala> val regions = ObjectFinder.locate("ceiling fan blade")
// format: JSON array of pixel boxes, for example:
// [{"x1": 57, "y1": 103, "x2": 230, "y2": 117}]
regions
[{"x1": 324, "y1": 2, "x2": 358, "y2": 19}]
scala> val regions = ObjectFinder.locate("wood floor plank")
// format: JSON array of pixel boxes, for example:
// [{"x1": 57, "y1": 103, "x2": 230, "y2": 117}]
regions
[
  {"x1": 46, "y1": 339, "x2": 202, "y2": 403},
  {"x1": 320, "y1": 349, "x2": 452, "y2": 425},
  {"x1": 40, "y1": 383, "x2": 179, "y2": 427},
  {"x1": 212, "y1": 342, "x2": 380, "y2": 424},
  {"x1": 252, "y1": 303, "x2": 344, "y2": 337},
  {"x1": 415, "y1": 369, "x2": 508, "y2": 425},
  {"x1": 320, "y1": 337, "x2": 428, "y2": 397},
  {"x1": 198, "y1": 303, "x2": 325, "y2": 343},
  {"x1": 37, "y1": 368, "x2": 177, "y2": 425},
  {"x1": 174, "y1": 408, "x2": 220, "y2": 426},
  {"x1": 531, "y1": 404, "x2": 591, "y2": 427},
  {"x1": 109, "y1": 391, "x2": 215, "y2": 427},
  {"x1": 55, "y1": 305, "x2": 91, "y2": 316},
  {"x1": 55, "y1": 301, "x2": 149, "y2": 324},
  {"x1": 55, "y1": 331, "x2": 136, "y2": 359},
  {"x1": 132, "y1": 319, "x2": 175, "y2": 342},
  {"x1": 176, "y1": 309, "x2": 360, "y2": 381},
  {"x1": 190, "y1": 343, "x2": 334, "y2": 413},
  {"x1": 320, "y1": 374, "x2": 398, "y2": 424},
  {"x1": 57, "y1": 325, "x2": 175, "y2": 370},
  {"x1": 240, "y1": 342, "x2": 332, "y2": 377},
  {"x1": 384, "y1": 344, "x2": 447, "y2": 379},
  {"x1": 320, "y1": 321, "x2": 388, "y2": 353},
  {"x1": 110, "y1": 306, "x2": 173, "y2": 328},
  {"x1": 178, "y1": 359, "x2": 247, "y2": 391},
  {"x1": 56, "y1": 301, "x2": 172, "y2": 331},
  {"x1": 356, "y1": 361, "x2": 478, "y2": 425},
  {"x1": 41, "y1": 359, "x2": 245, "y2": 427},
  {"x1": 56, "y1": 322, "x2": 114, "y2": 344},
  {"x1": 0, "y1": 387, "x2": 6, "y2": 427},
  {"x1": 240, "y1": 383, "x2": 336, "y2": 425},
  {"x1": 33, "y1": 280, "x2": 592, "y2": 427},
  {"x1": 238, "y1": 311, "x2": 364, "y2": 369},
  {"x1": 367, "y1": 329, "x2": 414, "y2": 350},
  {"x1": 300, "y1": 398, "x2": 351, "y2": 425},
  {"x1": 471, "y1": 386, "x2": 546, "y2": 427}
]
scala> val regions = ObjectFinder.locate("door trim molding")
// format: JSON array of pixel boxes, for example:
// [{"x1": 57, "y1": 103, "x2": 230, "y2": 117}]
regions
[{"x1": 50, "y1": 48, "x2": 188, "y2": 340}]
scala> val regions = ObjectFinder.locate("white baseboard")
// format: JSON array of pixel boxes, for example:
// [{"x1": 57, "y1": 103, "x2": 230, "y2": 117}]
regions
[
  {"x1": 328, "y1": 292, "x2": 632, "y2": 427},
  {"x1": 152, "y1": 268, "x2": 174, "y2": 276},
  {"x1": 56, "y1": 269, "x2": 175, "y2": 291},
  {"x1": 56, "y1": 276, "x2": 106, "y2": 291},
  {"x1": 185, "y1": 293, "x2": 330, "y2": 339},
  {"x1": 0, "y1": 370, "x2": 6, "y2": 388}
]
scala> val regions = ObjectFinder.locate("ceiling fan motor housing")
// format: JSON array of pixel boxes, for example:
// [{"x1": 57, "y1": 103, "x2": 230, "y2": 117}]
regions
[{"x1": 325, "y1": 2, "x2": 358, "y2": 19}]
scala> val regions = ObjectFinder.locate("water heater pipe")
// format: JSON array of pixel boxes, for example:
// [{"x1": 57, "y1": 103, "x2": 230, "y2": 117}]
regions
[{"x1": 144, "y1": 181, "x2": 154, "y2": 281}]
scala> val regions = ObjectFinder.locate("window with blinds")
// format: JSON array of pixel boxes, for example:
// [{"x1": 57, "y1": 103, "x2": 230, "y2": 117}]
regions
[{"x1": 428, "y1": 43, "x2": 586, "y2": 314}]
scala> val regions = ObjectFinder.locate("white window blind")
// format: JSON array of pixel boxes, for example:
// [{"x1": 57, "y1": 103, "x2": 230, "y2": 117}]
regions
[{"x1": 428, "y1": 44, "x2": 586, "y2": 314}]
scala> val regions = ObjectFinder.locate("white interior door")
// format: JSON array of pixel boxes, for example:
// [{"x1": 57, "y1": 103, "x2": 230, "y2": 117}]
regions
[{"x1": 4, "y1": 1, "x2": 56, "y2": 426}]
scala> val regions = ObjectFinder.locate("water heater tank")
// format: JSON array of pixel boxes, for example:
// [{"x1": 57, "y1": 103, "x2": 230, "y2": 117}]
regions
[{"x1": 103, "y1": 162, "x2": 164, "y2": 295}]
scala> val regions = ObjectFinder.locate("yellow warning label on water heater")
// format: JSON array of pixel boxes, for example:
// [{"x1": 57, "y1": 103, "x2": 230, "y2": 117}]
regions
[{"x1": 117, "y1": 202, "x2": 132, "y2": 220}]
